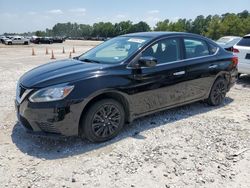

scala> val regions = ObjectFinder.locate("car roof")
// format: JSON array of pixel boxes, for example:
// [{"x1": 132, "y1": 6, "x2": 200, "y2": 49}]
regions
[
  {"x1": 122, "y1": 31, "x2": 201, "y2": 39},
  {"x1": 244, "y1": 34, "x2": 250, "y2": 37}
]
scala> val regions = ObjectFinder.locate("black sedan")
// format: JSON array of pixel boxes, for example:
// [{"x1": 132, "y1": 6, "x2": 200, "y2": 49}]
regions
[
  {"x1": 32, "y1": 37, "x2": 53, "y2": 44},
  {"x1": 16, "y1": 32, "x2": 238, "y2": 142}
]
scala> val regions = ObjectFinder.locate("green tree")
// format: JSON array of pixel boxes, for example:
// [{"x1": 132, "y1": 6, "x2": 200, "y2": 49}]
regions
[
  {"x1": 35, "y1": 30, "x2": 46, "y2": 37},
  {"x1": 114, "y1": 21, "x2": 133, "y2": 36},
  {"x1": 130, "y1": 21, "x2": 151, "y2": 33},
  {"x1": 154, "y1": 19, "x2": 170, "y2": 31},
  {"x1": 10, "y1": 10, "x2": 250, "y2": 40},
  {"x1": 79, "y1": 24, "x2": 92, "y2": 37},
  {"x1": 205, "y1": 15, "x2": 223, "y2": 39},
  {"x1": 92, "y1": 22, "x2": 115, "y2": 37},
  {"x1": 220, "y1": 14, "x2": 245, "y2": 36}
]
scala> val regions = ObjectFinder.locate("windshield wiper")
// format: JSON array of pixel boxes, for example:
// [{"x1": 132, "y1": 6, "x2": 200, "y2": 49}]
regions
[{"x1": 80, "y1": 58, "x2": 101, "y2": 64}]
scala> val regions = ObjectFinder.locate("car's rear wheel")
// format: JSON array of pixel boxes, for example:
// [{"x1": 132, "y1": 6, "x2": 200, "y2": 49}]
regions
[
  {"x1": 207, "y1": 78, "x2": 228, "y2": 106},
  {"x1": 8, "y1": 42, "x2": 12, "y2": 45},
  {"x1": 80, "y1": 99, "x2": 125, "y2": 142}
]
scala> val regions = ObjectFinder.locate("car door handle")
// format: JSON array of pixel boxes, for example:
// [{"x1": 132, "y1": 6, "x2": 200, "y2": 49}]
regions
[
  {"x1": 209, "y1": 65, "x2": 218, "y2": 69},
  {"x1": 173, "y1": 71, "x2": 185, "y2": 76}
]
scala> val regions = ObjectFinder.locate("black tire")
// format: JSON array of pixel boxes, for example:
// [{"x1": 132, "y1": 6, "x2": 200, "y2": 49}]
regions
[
  {"x1": 238, "y1": 73, "x2": 241, "y2": 78},
  {"x1": 206, "y1": 78, "x2": 228, "y2": 106},
  {"x1": 8, "y1": 42, "x2": 12, "y2": 45},
  {"x1": 80, "y1": 99, "x2": 125, "y2": 142}
]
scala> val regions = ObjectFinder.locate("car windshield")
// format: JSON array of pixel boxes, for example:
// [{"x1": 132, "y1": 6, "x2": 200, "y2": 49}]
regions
[{"x1": 79, "y1": 36, "x2": 150, "y2": 64}]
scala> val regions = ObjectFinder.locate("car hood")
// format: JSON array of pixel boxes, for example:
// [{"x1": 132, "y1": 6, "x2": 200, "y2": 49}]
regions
[{"x1": 20, "y1": 59, "x2": 111, "y2": 88}]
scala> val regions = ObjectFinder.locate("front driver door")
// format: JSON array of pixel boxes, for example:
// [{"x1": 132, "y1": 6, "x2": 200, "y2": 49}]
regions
[{"x1": 130, "y1": 37, "x2": 193, "y2": 116}]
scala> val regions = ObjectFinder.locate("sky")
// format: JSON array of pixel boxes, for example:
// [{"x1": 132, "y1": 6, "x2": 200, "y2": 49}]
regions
[{"x1": 0, "y1": 0, "x2": 249, "y2": 34}]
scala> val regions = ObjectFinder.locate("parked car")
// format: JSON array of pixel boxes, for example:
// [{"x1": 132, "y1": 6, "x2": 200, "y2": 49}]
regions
[
  {"x1": 0, "y1": 36, "x2": 9, "y2": 44},
  {"x1": 216, "y1": 36, "x2": 242, "y2": 52},
  {"x1": 4, "y1": 36, "x2": 30, "y2": 45},
  {"x1": 233, "y1": 34, "x2": 250, "y2": 75},
  {"x1": 32, "y1": 37, "x2": 53, "y2": 44},
  {"x1": 15, "y1": 32, "x2": 238, "y2": 142},
  {"x1": 52, "y1": 37, "x2": 65, "y2": 43}
]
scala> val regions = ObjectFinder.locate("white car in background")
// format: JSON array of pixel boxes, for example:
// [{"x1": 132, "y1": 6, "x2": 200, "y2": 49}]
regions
[
  {"x1": 216, "y1": 36, "x2": 242, "y2": 51},
  {"x1": 233, "y1": 34, "x2": 250, "y2": 75},
  {"x1": 4, "y1": 36, "x2": 30, "y2": 45}
]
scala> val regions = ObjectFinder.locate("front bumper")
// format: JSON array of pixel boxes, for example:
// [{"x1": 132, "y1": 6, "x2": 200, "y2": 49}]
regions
[{"x1": 15, "y1": 98, "x2": 84, "y2": 137}]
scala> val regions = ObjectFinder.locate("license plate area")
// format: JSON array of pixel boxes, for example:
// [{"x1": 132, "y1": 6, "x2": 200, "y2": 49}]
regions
[{"x1": 246, "y1": 53, "x2": 250, "y2": 59}]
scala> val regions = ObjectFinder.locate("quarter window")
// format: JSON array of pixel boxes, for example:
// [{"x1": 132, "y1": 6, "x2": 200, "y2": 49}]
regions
[
  {"x1": 208, "y1": 43, "x2": 219, "y2": 55},
  {"x1": 142, "y1": 38, "x2": 181, "y2": 64},
  {"x1": 184, "y1": 39, "x2": 209, "y2": 58}
]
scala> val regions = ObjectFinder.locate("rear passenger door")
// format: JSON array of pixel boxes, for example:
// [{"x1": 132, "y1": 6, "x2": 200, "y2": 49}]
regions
[{"x1": 181, "y1": 37, "x2": 219, "y2": 100}]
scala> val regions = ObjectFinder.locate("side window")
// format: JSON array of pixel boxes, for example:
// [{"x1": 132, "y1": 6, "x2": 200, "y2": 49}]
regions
[
  {"x1": 142, "y1": 38, "x2": 181, "y2": 64},
  {"x1": 184, "y1": 39, "x2": 209, "y2": 59},
  {"x1": 237, "y1": 37, "x2": 250, "y2": 47},
  {"x1": 208, "y1": 43, "x2": 218, "y2": 55}
]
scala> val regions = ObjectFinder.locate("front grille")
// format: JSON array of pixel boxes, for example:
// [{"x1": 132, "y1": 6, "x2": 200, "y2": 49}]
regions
[
  {"x1": 36, "y1": 122, "x2": 60, "y2": 133},
  {"x1": 19, "y1": 116, "x2": 33, "y2": 131}
]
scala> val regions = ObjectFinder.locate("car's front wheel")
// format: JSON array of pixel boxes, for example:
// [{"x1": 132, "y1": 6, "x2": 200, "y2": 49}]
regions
[
  {"x1": 207, "y1": 78, "x2": 228, "y2": 106},
  {"x1": 80, "y1": 99, "x2": 125, "y2": 142}
]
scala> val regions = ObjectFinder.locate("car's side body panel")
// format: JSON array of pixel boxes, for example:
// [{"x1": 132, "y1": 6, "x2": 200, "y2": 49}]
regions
[{"x1": 15, "y1": 32, "x2": 237, "y2": 137}]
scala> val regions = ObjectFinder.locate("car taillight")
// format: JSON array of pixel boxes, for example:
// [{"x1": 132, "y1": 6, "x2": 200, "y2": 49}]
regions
[
  {"x1": 231, "y1": 56, "x2": 238, "y2": 67},
  {"x1": 233, "y1": 48, "x2": 239, "y2": 53}
]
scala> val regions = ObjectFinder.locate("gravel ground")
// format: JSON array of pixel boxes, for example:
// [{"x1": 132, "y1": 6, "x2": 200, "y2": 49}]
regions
[{"x1": 0, "y1": 41, "x2": 249, "y2": 188}]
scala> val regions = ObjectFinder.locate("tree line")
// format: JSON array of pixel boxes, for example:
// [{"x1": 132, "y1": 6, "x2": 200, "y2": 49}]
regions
[{"x1": 5, "y1": 10, "x2": 250, "y2": 40}]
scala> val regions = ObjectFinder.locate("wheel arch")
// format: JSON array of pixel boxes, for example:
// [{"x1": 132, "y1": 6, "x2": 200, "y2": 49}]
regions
[
  {"x1": 206, "y1": 71, "x2": 231, "y2": 99},
  {"x1": 78, "y1": 90, "x2": 131, "y2": 135}
]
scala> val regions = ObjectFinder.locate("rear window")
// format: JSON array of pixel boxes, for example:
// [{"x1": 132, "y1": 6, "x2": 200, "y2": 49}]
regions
[{"x1": 237, "y1": 37, "x2": 250, "y2": 47}]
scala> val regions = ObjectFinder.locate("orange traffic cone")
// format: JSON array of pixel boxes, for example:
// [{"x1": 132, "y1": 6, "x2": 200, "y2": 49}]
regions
[
  {"x1": 51, "y1": 50, "x2": 55, "y2": 59},
  {"x1": 32, "y1": 48, "x2": 35, "y2": 56},
  {"x1": 62, "y1": 47, "x2": 65, "y2": 54},
  {"x1": 45, "y1": 47, "x2": 49, "y2": 55},
  {"x1": 69, "y1": 52, "x2": 72, "y2": 58},
  {"x1": 72, "y1": 46, "x2": 75, "y2": 53}
]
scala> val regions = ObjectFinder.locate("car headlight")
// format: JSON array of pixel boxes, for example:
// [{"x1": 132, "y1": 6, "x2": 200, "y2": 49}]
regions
[{"x1": 29, "y1": 85, "x2": 74, "y2": 102}]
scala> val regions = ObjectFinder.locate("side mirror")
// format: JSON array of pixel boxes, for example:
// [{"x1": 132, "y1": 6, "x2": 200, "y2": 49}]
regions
[
  {"x1": 73, "y1": 56, "x2": 79, "y2": 60},
  {"x1": 138, "y1": 56, "x2": 157, "y2": 67}
]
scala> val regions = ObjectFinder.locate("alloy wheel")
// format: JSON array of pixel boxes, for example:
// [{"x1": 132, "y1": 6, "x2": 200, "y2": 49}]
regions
[
  {"x1": 91, "y1": 104, "x2": 121, "y2": 138},
  {"x1": 212, "y1": 81, "x2": 227, "y2": 105}
]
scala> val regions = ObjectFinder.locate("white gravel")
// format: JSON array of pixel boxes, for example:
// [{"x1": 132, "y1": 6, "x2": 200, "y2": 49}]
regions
[{"x1": 0, "y1": 41, "x2": 249, "y2": 188}]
